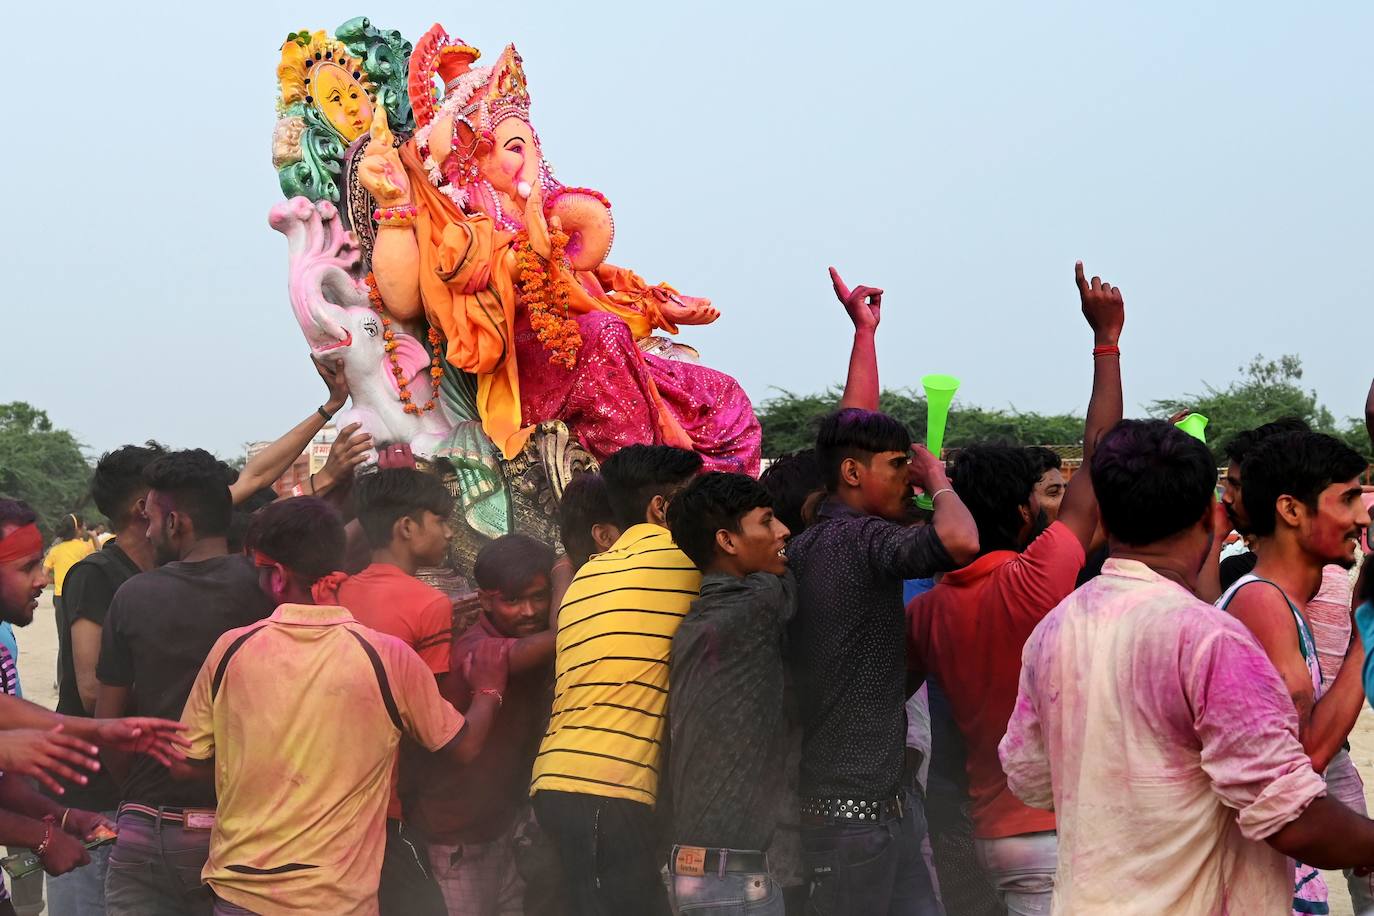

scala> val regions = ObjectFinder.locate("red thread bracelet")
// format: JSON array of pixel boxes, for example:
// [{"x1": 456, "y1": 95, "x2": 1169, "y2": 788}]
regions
[{"x1": 1092, "y1": 344, "x2": 1120, "y2": 358}]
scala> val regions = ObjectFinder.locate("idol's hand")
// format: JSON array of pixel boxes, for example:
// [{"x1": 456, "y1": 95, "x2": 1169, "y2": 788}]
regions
[
  {"x1": 358, "y1": 108, "x2": 411, "y2": 207},
  {"x1": 523, "y1": 181, "x2": 553, "y2": 259}
]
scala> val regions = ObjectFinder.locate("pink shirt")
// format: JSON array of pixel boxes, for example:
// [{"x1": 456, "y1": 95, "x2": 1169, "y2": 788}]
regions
[
  {"x1": 1305, "y1": 564, "x2": 1355, "y2": 686},
  {"x1": 1000, "y1": 559, "x2": 1328, "y2": 915}
]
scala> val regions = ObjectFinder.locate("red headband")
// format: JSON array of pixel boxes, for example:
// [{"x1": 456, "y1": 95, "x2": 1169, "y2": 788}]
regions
[
  {"x1": 254, "y1": 551, "x2": 348, "y2": 605},
  {"x1": 0, "y1": 524, "x2": 42, "y2": 565}
]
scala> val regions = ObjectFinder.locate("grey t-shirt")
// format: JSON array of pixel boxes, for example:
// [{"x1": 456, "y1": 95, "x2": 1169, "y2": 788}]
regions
[{"x1": 669, "y1": 570, "x2": 796, "y2": 851}]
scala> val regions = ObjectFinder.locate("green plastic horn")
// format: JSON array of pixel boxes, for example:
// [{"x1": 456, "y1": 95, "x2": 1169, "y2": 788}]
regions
[
  {"x1": 915, "y1": 373, "x2": 961, "y2": 510},
  {"x1": 1175, "y1": 412, "x2": 1209, "y2": 443}
]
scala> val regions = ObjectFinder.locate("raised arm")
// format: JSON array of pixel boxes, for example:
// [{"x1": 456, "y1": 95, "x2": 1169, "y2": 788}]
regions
[
  {"x1": 830, "y1": 267, "x2": 882, "y2": 411},
  {"x1": 910, "y1": 445, "x2": 979, "y2": 566},
  {"x1": 230, "y1": 360, "x2": 371, "y2": 503},
  {"x1": 1057, "y1": 262, "x2": 1125, "y2": 550},
  {"x1": 358, "y1": 108, "x2": 423, "y2": 319}
]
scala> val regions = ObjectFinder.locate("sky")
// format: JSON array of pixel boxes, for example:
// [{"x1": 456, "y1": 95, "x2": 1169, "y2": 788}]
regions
[{"x1": 6, "y1": 1, "x2": 1371, "y2": 458}]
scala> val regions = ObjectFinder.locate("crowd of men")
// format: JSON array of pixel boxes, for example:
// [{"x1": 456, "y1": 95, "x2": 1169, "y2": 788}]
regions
[{"x1": 3, "y1": 262, "x2": 1374, "y2": 916}]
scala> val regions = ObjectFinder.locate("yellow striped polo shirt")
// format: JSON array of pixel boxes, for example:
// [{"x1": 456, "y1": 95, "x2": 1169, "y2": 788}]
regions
[{"x1": 530, "y1": 524, "x2": 701, "y2": 805}]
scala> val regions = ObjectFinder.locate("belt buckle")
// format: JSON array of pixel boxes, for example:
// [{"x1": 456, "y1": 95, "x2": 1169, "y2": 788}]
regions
[{"x1": 674, "y1": 846, "x2": 706, "y2": 878}]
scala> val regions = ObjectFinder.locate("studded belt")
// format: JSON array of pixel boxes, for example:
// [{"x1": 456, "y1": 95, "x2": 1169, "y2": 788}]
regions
[{"x1": 799, "y1": 794, "x2": 903, "y2": 823}]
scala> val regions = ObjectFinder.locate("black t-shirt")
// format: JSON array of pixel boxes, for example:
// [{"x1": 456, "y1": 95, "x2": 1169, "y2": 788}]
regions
[
  {"x1": 1220, "y1": 550, "x2": 1259, "y2": 592},
  {"x1": 97, "y1": 554, "x2": 272, "y2": 807},
  {"x1": 51, "y1": 542, "x2": 141, "y2": 811},
  {"x1": 670, "y1": 571, "x2": 796, "y2": 850}
]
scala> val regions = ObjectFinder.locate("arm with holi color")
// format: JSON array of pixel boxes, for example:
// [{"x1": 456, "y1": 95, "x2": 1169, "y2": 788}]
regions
[{"x1": 831, "y1": 267, "x2": 882, "y2": 412}]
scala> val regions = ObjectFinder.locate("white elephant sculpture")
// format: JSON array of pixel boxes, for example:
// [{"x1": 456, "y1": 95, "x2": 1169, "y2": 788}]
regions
[{"x1": 269, "y1": 196, "x2": 455, "y2": 456}]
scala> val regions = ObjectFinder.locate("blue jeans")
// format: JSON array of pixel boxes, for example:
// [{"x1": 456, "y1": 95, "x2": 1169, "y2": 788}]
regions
[
  {"x1": 668, "y1": 849, "x2": 783, "y2": 915},
  {"x1": 974, "y1": 831, "x2": 1058, "y2": 916},
  {"x1": 104, "y1": 812, "x2": 212, "y2": 916},
  {"x1": 801, "y1": 793, "x2": 940, "y2": 916},
  {"x1": 46, "y1": 830, "x2": 113, "y2": 916}
]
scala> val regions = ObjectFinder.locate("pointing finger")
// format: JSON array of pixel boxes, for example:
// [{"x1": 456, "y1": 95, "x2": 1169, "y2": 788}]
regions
[
  {"x1": 1074, "y1": 261, "x2": 1089, "y2": 295},
  {"x1": 829, "y1": 267, "x2": 851, "y2": 300}
]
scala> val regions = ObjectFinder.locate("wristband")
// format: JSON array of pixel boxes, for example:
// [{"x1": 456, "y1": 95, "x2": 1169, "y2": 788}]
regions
[
  {"x1": 477, "y1": 687, "x2": 503, "y2": 707},
  {"x1": 317, "y1": 405, "x2": 334, "y2": 422},
  {"x1": 35, "y1": 819, "x2": 53, "y2": 858},
  {"x1": 1092, "y1": 344, "x2": 1120, "y2": 358}
]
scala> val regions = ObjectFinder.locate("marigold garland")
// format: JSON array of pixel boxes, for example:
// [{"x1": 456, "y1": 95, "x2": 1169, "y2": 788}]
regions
[
  {"x1": 514, "y1": 228, "x2": 581, "y2": 370},
  {"x1": 365, "y1": 273, "x2": 445, "y2": 414}
]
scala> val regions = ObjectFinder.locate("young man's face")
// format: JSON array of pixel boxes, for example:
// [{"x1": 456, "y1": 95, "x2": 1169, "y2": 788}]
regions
[
  {"x1": 725, "y1": 507, "x2": 791, "y2": 576},
  {"x1": 482, "y1": 572, "x2": 552, "y2": 638},
  {"x1": 1221, "y1": 462, "x2": 1248, "y2": 534},
  {"x1": 1297, "y1": 478, "x2": 1370, "y2": 569},
  {"x1": 144, "y1": 489, "x2": 180, "y2": 566},
  {"x1": 1033, "y1": 469, "x2": 1066, "y2": 524},
  {"x1": 411, "y1": 510, "x2": 454, "y2": 568},
  {"x1": 0, "y1": 527, "x2": 44, "y2": 627},
  {"x1": 853, "y1": 450, "x2": 912, "y2": 522}
]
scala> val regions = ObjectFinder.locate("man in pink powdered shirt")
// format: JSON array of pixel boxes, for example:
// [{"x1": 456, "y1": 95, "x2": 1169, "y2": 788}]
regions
[{"x1": 1001, "y1": 419, "x2": 1374, "y2": 915}]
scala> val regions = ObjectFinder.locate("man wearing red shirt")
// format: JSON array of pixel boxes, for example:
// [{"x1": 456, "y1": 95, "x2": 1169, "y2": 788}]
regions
[
  {"x1": 908, "y1": 262, "x2": 1124, "y2": 914},
  {"x1": 336, "y1": 468, "x2": 461, "y2": 916},
  {"x1": 405, "y1": 534, "x2": 558, "y2": 915}
]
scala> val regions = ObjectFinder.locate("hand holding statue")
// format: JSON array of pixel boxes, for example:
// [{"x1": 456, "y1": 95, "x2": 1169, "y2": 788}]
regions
[{"x1": 357, "y1": 108, "x2": 411, "y2": 207}]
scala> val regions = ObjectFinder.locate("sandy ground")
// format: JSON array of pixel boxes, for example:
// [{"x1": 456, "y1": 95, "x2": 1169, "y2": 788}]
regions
[{"x1": 14, "y1": 591, "x2": 1374, "y2": 914}]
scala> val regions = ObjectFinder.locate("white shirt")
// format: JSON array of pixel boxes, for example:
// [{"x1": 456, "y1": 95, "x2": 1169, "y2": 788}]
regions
[{"x1": 1000, "y1": 559, "x2": 1327, "y2": 915}]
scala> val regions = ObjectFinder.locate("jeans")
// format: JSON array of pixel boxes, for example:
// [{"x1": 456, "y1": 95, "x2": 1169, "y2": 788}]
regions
[
  {"x1": 428, "y1": 820, "x2": 525, "y2": 916},
  {"x1": 378, "y1": 819, "x2": 446, "y2": 916},
  {"x1": 973, "y1": 832, "x2": 1057, "y2": 916},
  {"x1": 801, "y1": 792, "x2": 941, "y2": 915},
  {"x1": 669, "y1": 851, "x2": 784, "y2": 915},
  {"x1": 211, "y1": 895, "x2": 259, "y2": 915},
  {"x1": 1327, "y1": 748, "x2": 1374, "y2": 915},
  {"x1": 47, "y1": 831, "x2": 113, "y2": 916},
  {"x1": 532, "y1": 790, "x2": 671, "y2": 916},
  {"x1": 104, "y1": 812, "x2": 212, "y2": 916}
]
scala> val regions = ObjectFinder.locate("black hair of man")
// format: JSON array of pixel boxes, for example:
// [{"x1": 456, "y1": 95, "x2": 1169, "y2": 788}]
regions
[
  {"x1": 558, "y1": 473, "x2": 615, "y2": 569},
  {"x1": 143, "y1": 449, "x2": 232, "y2": 538},
  {"x1": 353, "y1": 467, "x2": 455, "y2": 549},
  {"x1": 90, "y1": 442, "x2": 168, "y2": 529},
  {"x1": 55, "y1": 514, "x2": 81, "y2": 540},
  {"x1": 1026, "y1": 446, "x2": 1063, "y2": 476},
  {"x1": 473, "y1": 534, "x2": 556, "y2": 597},
  {"x1": 1240, "y1": 431, "x2": 1367, "y2": 538},
  {"x1": 245, "y1": 497, "x2": 345, "y2": 584},
  {"x1": 759, "y1": 448, "x2": 823, "y2": 536},
  {"x1": 598, "y1": 445, "x2": 703, "y2": 530},
  {"x1": 815, "y1": 408, "x2": 911, "y2": 493},
  {"x1": 0, "y1": 500, "x2": 37, "y2": 537},
  {"x1": 666, "y1": 472, "x2": 774, "y2": 571},
  {"x1": 1091, "y1": 420, "x2": 1217, "y2": 546},
  {"x1": 949, "y1": 444, "x2": 1041, "y2": 554},
  {"x1": 1222, "y1": 417, "x2": 1311, "y2": 466}
]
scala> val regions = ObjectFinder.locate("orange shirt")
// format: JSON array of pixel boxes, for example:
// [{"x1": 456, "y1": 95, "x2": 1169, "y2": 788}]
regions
[
  {"x1": 181, "y1": 604, "x2": 463, "y2": 916},
  {"x1": 336, "y1": 563, "x2": 454, "y2": 819},
  {"x1": 907, "y1": 521, "x2": 1085, "y2": 838}
]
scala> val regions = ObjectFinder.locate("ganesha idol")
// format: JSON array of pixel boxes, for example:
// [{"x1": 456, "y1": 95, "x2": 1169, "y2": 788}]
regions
[{"x1": 358, "y1": 24, "x2": 762, "y2": 474}]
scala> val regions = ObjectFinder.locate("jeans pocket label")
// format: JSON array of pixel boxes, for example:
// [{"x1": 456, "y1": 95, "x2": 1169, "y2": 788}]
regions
[{"x1": 674, "y1": 846, "x2": 707, "y2": 877}]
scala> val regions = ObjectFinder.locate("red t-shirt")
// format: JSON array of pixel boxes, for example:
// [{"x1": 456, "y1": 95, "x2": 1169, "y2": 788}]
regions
[
  {"x1": 403, "y1": 614, "x2": 553, "y2": 844},
  {"x1": 907, "y1": 520, "x2": 1085, "y2": 838},
  {"x1": 336, "y1": 563, "x2": 455, "y2": 819}
]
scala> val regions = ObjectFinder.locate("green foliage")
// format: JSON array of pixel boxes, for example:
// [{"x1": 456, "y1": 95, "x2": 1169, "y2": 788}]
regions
[
  {"x1": 758, "y1": 387, "x2": 1086, "y2": 456},
  {"x1": 1148, "y1": 354, "x2": 1368, "y2": 461},
  {"x1": 0, "y1": 403, "x2": 92, "y2": 535},
  {"x1": 759, "y1": 354, "x2": 1369, "y2": 461}
]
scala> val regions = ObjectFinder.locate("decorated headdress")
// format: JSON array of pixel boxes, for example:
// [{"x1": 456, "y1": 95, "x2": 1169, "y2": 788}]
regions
[
  {"x1": 272, "y1": 19, "x2": 414, "y2": 203},
  {"x1": 408, "y1": 25, "x2": 535, "y2": 202}
]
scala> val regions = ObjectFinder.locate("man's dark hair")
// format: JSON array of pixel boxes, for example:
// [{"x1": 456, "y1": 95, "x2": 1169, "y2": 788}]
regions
[
  {"x1": 55, "y1": 514, "x2": 81, "y2": 540},
  {"x1": 667, "y1": 472, "x2": 774, "y2": 571},
  {"x1": 1223, "y1": 417, "x2": 1311, "y2": 465},
  {"x1": 558, "y1": 474, "x2": 615, "y2": 568},
  {"x1": 245, "y1": 497, "x2": 345, "y2": 583},
  {"x1": 144, "y1": 449, "x2": 232, "y2": 538},
  {"x1": 815, "y1": 409, "x2": 911, "y2": 492},
  {"x1": 599, "y1": 445, "x2": 703, "y2": 530},
  {"x1": 1092, "y1": 420, "x2": 1217, "y2": 546},
  {"x1": 0, "y1": 500, "x2": 37, "y2": 539},
  {"x1": 1026, "y1": 446, "x2": 1063, "y2": 477},
  {"x1": 473, "y1": 534, "x2": 555, "y2": 596},
  {"x1": 353, "y1": 468, "x2": 455, "y2": 549},
  {"x1": 1240, "y1": 431, "x2": 1367, "y2": 538},
  {"x1": 950, "y1": 445, "x2": 1040, "y2": 553},
  {"x1": 759, "y1": 448, "x2": 823, "y2": 535},
  {"x1": 91, "y1": 442, "x2": 167, "y2": 528}
]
